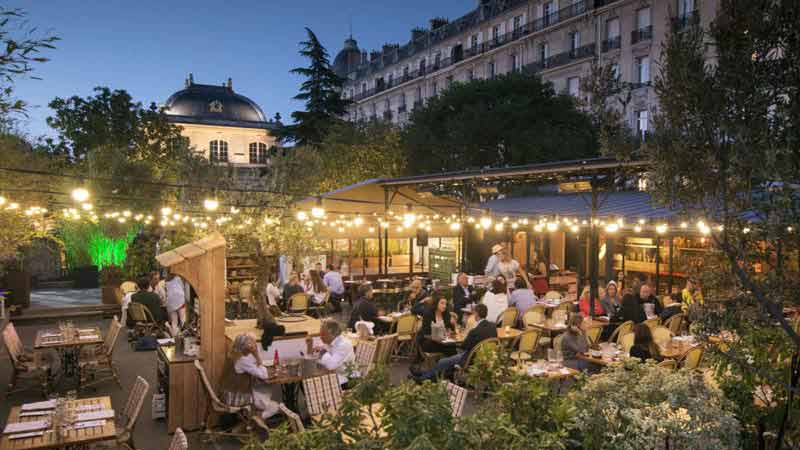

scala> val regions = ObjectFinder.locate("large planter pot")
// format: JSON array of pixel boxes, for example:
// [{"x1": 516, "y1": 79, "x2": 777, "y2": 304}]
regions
[
  {"x1": 73, "y1": 266, "x2": 99, "y2": 289},
  {"x1": 101, "y1": 285, "x2": 121, "y2": 305},
  {"x1": 4, "y1": 270, "x2": 31, "y2": 308}
]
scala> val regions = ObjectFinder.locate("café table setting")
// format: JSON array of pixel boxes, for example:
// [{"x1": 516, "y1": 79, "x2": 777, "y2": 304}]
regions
[{"x1": 34, "y1": 322, "x2": 104, "y2": 384}]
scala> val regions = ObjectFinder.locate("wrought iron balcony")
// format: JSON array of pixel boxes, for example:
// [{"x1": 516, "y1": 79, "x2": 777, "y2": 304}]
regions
[
  {"x1": 672, "y1": 11, "x2": 700, "y2": 31},
  {"x1": 631, "y1": 25, "x2": 653, "y2": 44},
  {"x1": 602, "y1": 35, "x2": 621, "y2": 52},
  {"x1": 524, "y1": 43, "x2": 596, "y2": 74}
]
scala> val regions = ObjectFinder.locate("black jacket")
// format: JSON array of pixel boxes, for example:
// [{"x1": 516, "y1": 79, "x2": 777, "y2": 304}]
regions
[
  {"x1": 620, "y1": 294, "x2": 647, "y2": 324},
  {"x1": 283, "y1": 284, "x2": 304, "y2": 302},
  {"x1": 348, "y1": 297, "x2": 379, "y2": 330},
  {"x1": 417, "y1": 304, "x2": 456, "y2": 342},
  {"x1": 636, "y1": 293, "x2": 663, "y2": 315},
  {"x1": 259, "y1": 320, "x2": 286, "y2": 350},
  {"x1": 452, "y1": 285, "x2": 473, "y2": 320},
  {"x1": 131, "y1": 291, "x2": 167, "y2": 324},
  {"x1": 461, "y1": 319, "x2": 497, "y2": 354}
]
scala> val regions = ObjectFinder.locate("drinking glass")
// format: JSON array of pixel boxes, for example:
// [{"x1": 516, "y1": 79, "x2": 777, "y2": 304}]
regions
[{"x1": 547, "y1": 348, "x2": 555, "y2": 362}]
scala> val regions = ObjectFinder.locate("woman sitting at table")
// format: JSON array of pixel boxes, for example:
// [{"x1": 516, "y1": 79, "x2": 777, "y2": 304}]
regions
[
  {"x1": 620, "y1": 292, "x2": 647, "y2": 324},
  {"x1": 306, "y1": 270, "x2": 329, "y2": 306},
  {"x1": 600, "y1": 281, "x2": 622, "y2": 319},
  {"x1": 417, "y1": 294, "x2": 458, "y2": 357},
  {"x1": 403, "y1": 279, "x2": 428, "y2": 313},
  {"x1": 560, "y1": 314, "x2": 589, "y2": 371},
  {"x1": 578, "y1": 286, "x2": 606, "y2": 317},
  {"x1": 629, "y1": 323, "x2": 661, "y2": 361},
  {"x1": 221, "y1": 333, "x2": 281, "y2": 421},
  {"x1": 481, "y1": 277, "x2": 509, "y2": 324}
]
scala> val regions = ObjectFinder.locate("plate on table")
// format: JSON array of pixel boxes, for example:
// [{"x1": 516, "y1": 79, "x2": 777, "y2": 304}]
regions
[{"x1": 278, "y1": 316, "x2": 308, "y2": 323}]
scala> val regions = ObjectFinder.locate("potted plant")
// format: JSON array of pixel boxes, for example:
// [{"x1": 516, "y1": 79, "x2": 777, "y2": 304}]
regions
[{"x1": 99, "y1": 265, "x2": 124, "y2": 305}]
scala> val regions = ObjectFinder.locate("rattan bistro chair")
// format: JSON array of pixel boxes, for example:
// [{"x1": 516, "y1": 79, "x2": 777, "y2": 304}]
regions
[
  {"x1": 168, "y1": 428, "x2": 188, "y2": 450},
  {"x1": 354, "y1": 341, "x2": 377, "y2": 376},
  {"x1": 497, "y1": 307, "x2": 519, "y2": 329},
  {"x1": 80, "y1": 316, "x2": 123, "y2": 389},
  {"x1": 620, "y1": 332, "x2": 635, "y2": 353},
  {"x1": 664, "y1": 313, "x2": 685, "y2": 336},
  {"x1": 523, "y1": 305, "x2": 547, "y2": 328},
  {"x1": 651, "y1": 326, "x2": 673, "y2": 347},
  {"x1": 657, "y1": 359, "x2": 677, "y2": 370},
  {"x1": 607, "y1": 321, "x2": 634, "y2": 345},
  {"x1": 127, "y1": 302, "x2": 165, "y2": 341},
  {"x1": 392, "y1": 313, "x2": 418, "y2": 360},
  {"x1": 307, "y1": 291, "x2": 331, "y2": 318},
  {"x1": 288, "y1": 293, "x2": 310, "y2": 314},
  {"x1": 279, "y1": 403, "x2": 305, "y2": 433},
  {"x1": 194, "y1": 360, "x2": 266, "y2": 441},
  {"x1": 374, "y1": 333, "x2": 397, "y2": 366},
  {"x1": 510, "y1": 329, "x2": 540, "y2": 363},
  {"x1": 584, "y1": 325, "x2": 604, "y2": 347},
  {"x1": 454, "y1": 338, "x2": 500, "y2": 387},
  {"x1": 97, "y1": 376, "x2": 149, "y2": 449},
  {"x1": 303, "y1": 373, "x2": 343, "y2": 417},
  {"x1": 2, "y1": 321, "x2": 50, "y2": 398},
  {"x1": 446, "y1": 382, "x2": 468, "y2": 417},
  {"x1": 680, "y1": 347, "x2": 704, "y2": 370}
]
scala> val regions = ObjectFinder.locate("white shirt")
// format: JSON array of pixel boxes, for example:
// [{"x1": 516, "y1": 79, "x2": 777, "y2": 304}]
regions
[
  {"x1": 319, "y1": 335, "x2": 355, "y2": 385},
  {"x1": 165, "y1": 276, "x2": 186, "y2": 313},
  {"x1": 323, "y1": 271, "x2": 345, "y2": 295},
  {"x1": 484, "y1": 254, "x2": 501, "y2": 277},
  {"x1": 482, "y1": 291, "x2": 509, "y2": 324},
  {"x1": 234, "y1": 353, "x2": 268, "y2": 380},
  {"x1": 266, "y1": 283, "x2": 280, "y2": 306},
  {"x1": 497, "y1": 259, "x2": 520, "y2": 283}
]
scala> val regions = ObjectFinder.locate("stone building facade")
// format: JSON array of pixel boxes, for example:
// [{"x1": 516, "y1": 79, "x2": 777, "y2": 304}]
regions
[{"x1": 334, "y1": 0, "x2": 715, "y2": 136}]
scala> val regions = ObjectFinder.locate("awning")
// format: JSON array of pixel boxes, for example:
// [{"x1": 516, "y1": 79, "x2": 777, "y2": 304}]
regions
[{"x1": 478, "y1": 191, "x2": 676, "y2": 220}]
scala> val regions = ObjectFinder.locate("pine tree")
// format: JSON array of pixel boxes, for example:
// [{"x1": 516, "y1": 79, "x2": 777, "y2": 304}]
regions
[{"x1": 283, "y1": 28, "x2": 349, "y2": 147}]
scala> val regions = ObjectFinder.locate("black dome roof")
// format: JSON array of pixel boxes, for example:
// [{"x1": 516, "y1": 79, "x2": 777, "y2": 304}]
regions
[
  {"x1": 165, "y1": 79, "x2": 266, "y2": 123},
  {"x1": 333, "y1": 37, "x2": 361, "y2": 77}
]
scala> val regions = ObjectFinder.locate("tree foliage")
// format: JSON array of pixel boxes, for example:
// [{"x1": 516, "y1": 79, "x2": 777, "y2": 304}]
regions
[
  {"x1": 402, "y1": 72, "x2": 598, "y2": 173},
  {"x1": 282, "y1": 28, "x2": 349, "y2": 147}
]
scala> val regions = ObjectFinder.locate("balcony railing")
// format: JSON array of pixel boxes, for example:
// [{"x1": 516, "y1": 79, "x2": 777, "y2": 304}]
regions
[
  {"x1": 524, "y1": 43, "x2": 596, "y2": 74},
  {"x1": 631, "y1": 25, "x2": 653, "y2": 44},
  {"x1": 629, "y1": 81, "x2": 651, "y2": 90},
  {"x1": 351, "y1": 0, "x2": 598, "y2": 102},
  {"x1": 602, "y1": 35, "x2": 621, "y2": 52},
  {"x1": 672, "y1": 10, "x2": 700, "y2": 31},
  {"x1": 397, "y1": 104, "x2": 407, "y2": 113}
]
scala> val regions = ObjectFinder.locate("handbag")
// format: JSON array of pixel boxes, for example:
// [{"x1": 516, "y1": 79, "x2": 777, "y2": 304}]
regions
[{"x1": 135, "y1": 335, "x2": 158, "y2": 351}]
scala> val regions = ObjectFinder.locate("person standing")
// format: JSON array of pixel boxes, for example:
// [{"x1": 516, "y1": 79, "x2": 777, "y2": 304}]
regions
[
  {"x1": 316, "y1": 320, "x2": 356, "y2": 386},
  {"x1": 164, "y1": 271, "x2": 187, "y2": 331},
  {"x1": 149, "y1": 271, "x2": 166, "y2": 307},
  {"x1": 484, "y1": 244, "x2": 504, "y2": 277},
  {"x1": 495, "y1": 250, "x2": 521, "y2": 285},
  {"x1": 323, "y1": 264, "x2": 345, "y2": 312}
]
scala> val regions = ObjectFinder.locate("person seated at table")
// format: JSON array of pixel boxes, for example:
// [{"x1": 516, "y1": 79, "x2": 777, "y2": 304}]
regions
[
  {"x1": 149, "y1": 271, "x2": 166, "y2": 307},
  {"x1": 257, "y1": 310, "x2": 286, "y2": 351},
  {"x1": 629, "y1": 323, "x2": 661, "y2": 361},
  {"x1": 349, "y1": 284, "x2": 387, "y2": 334},
  {"x1": 508, "y1": 277, "x2": 537, "y2": 318},
  {"x1": 600, "y1": 281, "x2": 622, "y2": 319},
  {"x1": 660, "y1": 293, "x2": 683, "y2": 321},
  {"x1": 635, "y1": 284, "x2": 662, "y2": 316},
  {"x1": 323, "y1": 264, "x2": 345, "y2": 313},
  {"x1": 410, "y1": 303, "x2": 496, "y2": 382},
  {"x1": 620, "y1": 292, "x2": 647, "y2": 324},
  {"x1": 222, "y1": 333, "x2": 281, "y2": 421},
  {"x1": 306, "y1": 270, "x2": 329, "y2": 306},
  {"x1": 315, "y1": 262, "x2": 325, "y2": 278},
  {"x1": 452, "y1": 272, "x2": 474, "y2": 323},
  {"x1": 282, "y1": 273, "x2": 304, "y2": 306},
  {"x1": 130, "y1": 276, "x2": 168, "y2": 327},
  {"x1": 560, "y1": 314, "x2": 589, "y2": 371},
  {"x1": 681, "y1": 278, "x2": 704, "y2": 313},
  {"x1": 417, "y1": 294, "x2": 458, "y2": 357},
  {"x1": 481, "y1": 277, "x2": 509, "y2": 325},
  {"x1": 316, "y1": 319, "x2": 356, "y2": 386},
  {"x1": 578, "y1": 286, "x2": 605, "y2": 317},
  {"x1": 402, "y1": 279, "x2": 428, "y2": 313}
]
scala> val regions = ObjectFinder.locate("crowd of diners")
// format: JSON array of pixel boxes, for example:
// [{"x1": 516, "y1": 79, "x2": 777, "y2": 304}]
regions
[{"x1": 120, "y1": 270, "x2": 190, "y2": 333}]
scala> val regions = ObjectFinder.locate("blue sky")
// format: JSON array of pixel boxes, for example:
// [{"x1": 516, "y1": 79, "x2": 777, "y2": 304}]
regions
[{"x1": 8, "y1": 0, "x2": 469, "y2": 139}]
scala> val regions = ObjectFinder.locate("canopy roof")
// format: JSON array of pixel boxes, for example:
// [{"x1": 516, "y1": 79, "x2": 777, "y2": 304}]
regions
[{"x1": 479, "y1": 191, "x2": 675, "y2": 220}]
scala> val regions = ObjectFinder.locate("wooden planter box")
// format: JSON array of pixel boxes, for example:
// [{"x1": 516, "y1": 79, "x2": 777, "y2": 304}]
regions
[
  {"x1": 4, "y1": 270, "x2": 31, "y2": 308},
  {"x1": 101, "y1": 285, "x2": 121, "y2": 305}
]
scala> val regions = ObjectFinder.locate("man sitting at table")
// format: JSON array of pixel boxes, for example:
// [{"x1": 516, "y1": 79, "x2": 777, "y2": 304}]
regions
[
  {"x1": 348, "y1": 284, "x2": 387, "y2": 334},
  {"x1": 323, "y1": 264, "x2": 345, "y2": 313},
  {"x1": 129, "y1": 276, "x2": 167, "y2": 327},
  {"x1": 635, "y1": 284, "x2": 662, "y2": 317},
  {"x1": 316, "y1": 319, "x2": 355, "y2": 386},
  {"x1": 410, "y1": 303, "x2": 497, "y2": 382},
  {"x1": 452, "y1": 272, "x2": 474, "y2": 322}
]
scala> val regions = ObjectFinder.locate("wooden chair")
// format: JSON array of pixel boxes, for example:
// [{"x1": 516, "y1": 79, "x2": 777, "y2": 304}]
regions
[
  {"x1": 279, "y1": 403, "x2": 305, "y2": 433},
  {"x1": 454, "y1": 338, "x2": 500, "y2": 387},
  {"x1": 446, "y1": 382, "x2": 468, "y2": 417},
  {"x1": 168, "y1": 428, "x2": 188, "y2": 450},
  {"x1": 657, "y1": 359, "x2": 677, "y2": 370},
  {"x1": 2, "y1": 321, "x2": 50, "y2": 398},
  {"x1": 510, "y1": 329, "x2": 540, "y2": 363},
  {"x1": 497, "y1": 306, "x2": 518, "y2": 329},
  {"x1": 553, "y1": 302, "x2": 573, "y2": 315},
  {"x1": 392, "y1": 313, "x2": 418, "y2": 360},
  {"x1": 543, "y1": 291, "x2": 562, "y2": 300},
  {"x1": 127, "y1": 302, "x2": 164, "y2": 340},
  {"x1": 608, "y1": 320, "x2": 634, "y2": 345},
  {"x1": 585, "y1": 325, "x2": 604, "y2": 347},
  {"x1": 651, "y1": 326, "x2": 673, "y2": 347},
  {"x1": 680, "y1": 347, "x2": 704, "y2": 370},
  {"x1": 354, "y1": 341, "x2": 377, "y2": 376},
  {"x1": 303, "y1": 373, "x2": 343, "y2": 417},
  {"x1": 307, "y1": 291, "x2": 331, "y2": 318},
  {"x1": 374, "y1": 333, "x2": 397, "y2": 366},
  {"x1": 664, "y1": 313, "x2": 684, "y2": 336},
  {"x1": 643, "y1": 317, "x2": 661, "y2": 330},
  {"x1": 620, "y1": 332, "x2": 635, "y2": 353},
  {"x1": 120, "y1": 281, "x2": 138, "y2": 294},
  {"x1": 194, "y1": 360, "x2": 265, "y2": 440},
  {"x1": 104, "y1": 376, "x2": 149, "y2": 449},
  {"x1": 80, "y1": 316, "x2": 123, "y2": 389},
  {"x1": 288, "y1": 293, "x2": 310, "y2": 314},
  {"x1": 522, "y1": 305, "x2": 546, "y2": 328}
]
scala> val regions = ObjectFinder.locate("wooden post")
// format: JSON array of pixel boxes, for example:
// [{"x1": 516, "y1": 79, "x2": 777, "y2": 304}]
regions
[
  {"x1": 655, "y1": 236, "x2": 661, "y2": 296},
  {"x1": 621, "y1": 236, "x2": 627, "y2": 291},
  {"x1": 589, "y1": 179, "x2": 599, "y2": 319},
  {"x1": 668, "y1": 235, "x2": 674, "y2": 294},
  {"x1": 409, "y1": 237, "x2": 414, "y2": 275}
]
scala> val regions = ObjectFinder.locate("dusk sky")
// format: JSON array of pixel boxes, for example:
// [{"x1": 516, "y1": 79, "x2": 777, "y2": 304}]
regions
[{"x1": 8, "y1": 0, "x2": 470, "y2": 139}]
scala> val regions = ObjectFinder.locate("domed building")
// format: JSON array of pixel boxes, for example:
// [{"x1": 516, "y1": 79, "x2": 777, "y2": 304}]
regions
[
  {"x1": 333, "y1": 36, "x2": 363, "y2": 78},
  {"x1": 164, "y1": 74, "x2": 280, "y2": 167}
]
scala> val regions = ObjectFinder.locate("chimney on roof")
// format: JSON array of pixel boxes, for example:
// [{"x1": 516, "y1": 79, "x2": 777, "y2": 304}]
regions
[
  {"x1": 430, "y1": 17, "x2": 448, "y2": 30},
  {"x1": 411, "y1": 27, "x2": 427, "y2": 42},
  {"x1": 361, "y1": 50, "x2": 368, "y2": 65},
  {"x1": 185, "y1": 72, "x2": 194, "y2": 88},
  {"x1": 382, "y1": 44, "x2": 399, "y2": 64},
  {"x1": 226, "y1": 77, "x2": 233, "y2": 90},
  {"x1": 369, "y1": 50, "x2": 381, "y2": 62}
]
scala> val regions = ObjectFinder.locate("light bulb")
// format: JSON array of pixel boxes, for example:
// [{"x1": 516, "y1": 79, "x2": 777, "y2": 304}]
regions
[
  {"x1": 311, "y1": 207, "x2": 325, "y2": 218},
  {"x1": 204, "y1": 199, "x2": 219, "y2": 211},
  {"x1": 297, "y1": 211, "x2": 308, "y2": 221},
  {"x1": 450, "y1": 222, "x2": 461, "y2": 231},
  {"x1": 71, "y1": 187, "x2": 90, "y2": 203},
  {"x1": 479, "y1": 216, "x2": 492, "y2": 229}
]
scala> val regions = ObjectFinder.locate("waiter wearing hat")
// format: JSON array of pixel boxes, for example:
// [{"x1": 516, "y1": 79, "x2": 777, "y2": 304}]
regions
[{"x1": 484, "y1": 244, "x2": 505, "y2": 277}]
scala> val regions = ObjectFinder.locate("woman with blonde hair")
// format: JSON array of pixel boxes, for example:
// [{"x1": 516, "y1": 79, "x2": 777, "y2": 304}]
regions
[
  {"x1": 221, "y1": 333, "x2": 281, "y2": 420},
  {"x1": 307, "y1": 270, "x2": 328, "y2": 305}
]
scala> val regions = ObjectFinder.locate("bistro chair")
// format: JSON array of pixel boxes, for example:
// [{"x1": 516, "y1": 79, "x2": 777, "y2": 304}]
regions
[
  {"x1": 657, "y1": 359, "x2": 677, "y2": 370},
  {"x1": 584, "y1": 325, "x2": 604, "y2": 347},
  {"x1": 168, "y1": 428, "x2": 188, "y2": 450},
  {"x1": 522, "y1": 306, "x2": 546, "y2": 328},
  {"x1": 288, "y1": 293, "x2": 309, "y2": 314},
  {"x1": 392, "y1": 314, "x2": 418, "y2": 360},
  {"x1": 643, "y1": 317, "x2": 661, "y2": 330},
  {"x1": 680, "y1": 347, "x2": 704, "y2": 370},
  {"x1": 307, "y1": 291, "x2": 331, "y2": 318},
  {"x1": 446, "y1": 382, "x2": 468, "y2": 418},
  {"x1": 2, "y1": 321, "x2": 50, "y2": 398},
  {"x1": 543, "y1": 291, "x2": 563, "y2": 300},
  {"x1": 664, "y1": 313, "x2": 685, "y2": 336},
  {"x1": 651, "y1": 326, "x2": 673, "y2": 347},
  {"x1": 303, "y1": 373, "x2": 343, "y2": 417},
  {"x1": 374, "y1": 333, "x2": 397, "y2": 366},
  {"x1": 127, "y1": 302, "x2": 164, "y2": 341},
  {"x1": 498, "y1": 306, "x2": 519, "y2": 329},
  {"x1": 98, "y1": 375, "x2": 149, "y2": 449},
  {"x1": 279, "y1": 403, "x2": 305, "y2": 433},
  {"x1": 120, "y1": 281, "x2": 138, "y2": 295},
  {"x1": 80, "y1": 316, "x2": 123, "y2": 389},
  {"x1": 608, "y1": 321, "x2": 634, "y2": 345},
  {"x1": 194, "y1": 360, "x2": 265, "y2": 441},
  {"x1": 354, "y1": 341, "x2": 377, "y2": 376},
  {"x1": 620, "y1": 332, "x2": 635, "y2": 354},
  {"x1": 510, "y1": 329, "x2": 540, "y2": 363},
  {"x1": 454, "y1": 338, "x2": 500, "y2": 388},
  {"x1": 553, "y1": 301, "x2": 573, "y2": 315}
]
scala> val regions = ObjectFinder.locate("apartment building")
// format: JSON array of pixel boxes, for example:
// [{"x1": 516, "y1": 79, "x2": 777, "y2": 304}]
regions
[{"x1": 332, "y1": 0, "x2": 715, "y2": 136}]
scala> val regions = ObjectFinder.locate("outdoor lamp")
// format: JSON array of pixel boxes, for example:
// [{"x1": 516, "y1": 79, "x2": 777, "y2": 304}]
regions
[
  {"x1": 71, "y1": 187, "x2": 90, "y2": 203},
  {"x1": 204, "y1": 198, "x2": 219, "y2": 211},
  {"x1": 480, "y1": 216, "x2": 492, "y2": 229},
  {"x1": 311, "y1": 197, "x2": 325, "y2": 218}
]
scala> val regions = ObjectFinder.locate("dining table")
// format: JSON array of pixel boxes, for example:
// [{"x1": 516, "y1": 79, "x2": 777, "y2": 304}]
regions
[
  {"x1": 0, "y1": 396, "x2": 116, "y2": 450},
  {"x1": 33, "y1": 326, "x2": 104, "y2": 385}
]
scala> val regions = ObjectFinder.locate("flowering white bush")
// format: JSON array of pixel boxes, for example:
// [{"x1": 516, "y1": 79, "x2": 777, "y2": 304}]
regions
[{"x1": 571, "y1": 361, "x2": 740, "y2": 450}]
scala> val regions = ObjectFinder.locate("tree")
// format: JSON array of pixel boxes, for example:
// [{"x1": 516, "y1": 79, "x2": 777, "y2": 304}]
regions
[
  {"x1": 642, "y1": 1, "x2": 800, "y2": 447},
  {"x1": 402, "y1": 72, "x2": 598, "y2": 174},
  {"x1": 0, "y1": 7, "x2": 58, "y2": 123},
  {"x1": 282, "y1": 28, "x2": 350, "y2": 147}
]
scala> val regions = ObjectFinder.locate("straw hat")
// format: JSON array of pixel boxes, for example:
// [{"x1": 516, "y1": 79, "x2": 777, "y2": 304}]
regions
[{"x1": 491, "y1": 244, "x2": 504, "y2": 254}]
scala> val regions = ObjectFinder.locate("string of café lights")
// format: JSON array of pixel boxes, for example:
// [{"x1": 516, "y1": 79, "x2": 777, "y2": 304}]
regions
[{"x1": 0, "y1": 184, "x2": 795, "y2": 237}]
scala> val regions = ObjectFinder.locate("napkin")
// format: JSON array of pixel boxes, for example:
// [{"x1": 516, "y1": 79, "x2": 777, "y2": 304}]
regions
[
  {"x1": 79, "y1": 335, "x2": 100, "y2": 340},
  {"x1": 74, "y1": 404, "x2": 103, "y2": 412},
  {"x1": 78, "y1": 328, "x2": 96, "y2": 333},
  {"x1": 8, "y1": 431, "x2": 45, "y2": 440},
  {"x1": 76, "y1": 410, "x2": 114, "y2": 422},
  {"x1": 3, "y1": 420, "x2": 49, "y2": 434},
  {"x1": 21, "y1": 400, "x2": 56, "y2": 411},
  {"x1": 72, "y1": 420, "x2": 105, "y2": 430},
  {"x1": 559, "y1": 368, "x2": 572, "y2": 375},
  {"x1": 19, "y1": 411, "x2": 52, "y2": 418},
  {"x1": 40, "y1": 332, "x2": 62, "y2": 338}
]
